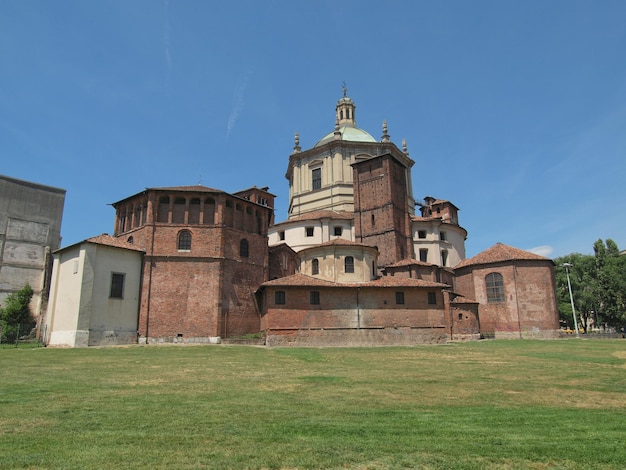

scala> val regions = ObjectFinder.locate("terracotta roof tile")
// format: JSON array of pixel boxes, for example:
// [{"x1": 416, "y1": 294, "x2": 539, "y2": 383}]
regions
[
  {"x1": 450, "y1": 294, "x2": 479, "y2": 304},
  {"x1": 262, "y1": 273, "x2": 448, "y2": 289},
  {"x1": 262, "y1": 273, "x2": 338, "y2": 287},
  {"x1": 148, "y1": 185, "x2": 224, "y2": 193},
  {"x1": 454, "y1": 243, "x2": 551, "y2": 269},
  {"x1": 85, "y1": 234, "x2": 145, "y2": 252},
  {"x1": 386, "y1": 258, "x2": 436, "y2": 268}
]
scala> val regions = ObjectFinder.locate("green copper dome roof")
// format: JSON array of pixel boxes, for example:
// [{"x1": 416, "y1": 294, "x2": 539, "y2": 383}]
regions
[{"x1": 314, "y1": 125, "x2": 377, "y2": 147}]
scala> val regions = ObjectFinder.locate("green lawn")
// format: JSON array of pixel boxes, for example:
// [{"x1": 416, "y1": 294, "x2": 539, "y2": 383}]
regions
[{"x1": 1, "y1": 340, "x2": 625, "y2": 469}]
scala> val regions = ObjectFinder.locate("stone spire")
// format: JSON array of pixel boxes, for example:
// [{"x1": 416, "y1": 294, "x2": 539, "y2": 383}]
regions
[
  {"x1": 293, "y1": 132, "x2": 301, "y2": 153},
  {"x1": 333, "y1": 118, "x2": 341, "y2": 140},
  {"x1": 381, "y1": 120, "x2": 390, "y2": 142}
]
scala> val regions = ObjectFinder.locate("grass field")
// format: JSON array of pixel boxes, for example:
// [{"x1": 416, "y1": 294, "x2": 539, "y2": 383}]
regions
[{"x1": 1, "y1": 340, "x2": 625, "y2": 469}]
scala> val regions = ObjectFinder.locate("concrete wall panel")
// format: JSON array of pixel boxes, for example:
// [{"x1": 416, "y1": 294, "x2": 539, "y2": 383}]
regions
[
  {"x1": 7, "y1": 219, "x2": 49, "y2": 244},
  {"x1": 3, "y1": 241, "x2": 45, "y2": 267}
]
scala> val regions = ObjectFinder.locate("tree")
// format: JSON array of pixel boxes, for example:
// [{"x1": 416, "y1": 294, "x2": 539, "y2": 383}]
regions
[
  {"x1": 594, "y1": 239, "x2": 626, "y2": 330},
  {"x1": 0, "y1": 284, "x2": 35, "y2": 342},
  {"x1": 555, "y1": 239, "x2": 626, "y2": 333},
  {"x1": 554, "y1": 253, "x2": 597, "y2": 332}
]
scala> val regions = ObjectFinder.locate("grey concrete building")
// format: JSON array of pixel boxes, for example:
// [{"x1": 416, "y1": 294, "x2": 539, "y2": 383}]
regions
[{"x1": 0, "y1": 174, "x2": 65, "y2": 320}]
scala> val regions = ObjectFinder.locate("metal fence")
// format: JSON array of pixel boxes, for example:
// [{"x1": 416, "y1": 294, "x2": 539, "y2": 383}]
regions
[{"x1": 0, "y1": 321, "x2": 39, "y2": 346}]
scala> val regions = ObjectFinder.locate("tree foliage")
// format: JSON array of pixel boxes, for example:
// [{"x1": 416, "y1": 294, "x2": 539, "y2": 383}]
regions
[
  {"x1": 0, "y1": 284, "x2": 35, "y2": 342},
  {"x1": 554, "y1": 239, "x2": 626, "y2": 332}
]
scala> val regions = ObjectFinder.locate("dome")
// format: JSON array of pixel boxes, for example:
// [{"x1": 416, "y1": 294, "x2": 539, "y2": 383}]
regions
[{"x1": 314, "y1": 125, "x2": 377, "y2": 147}]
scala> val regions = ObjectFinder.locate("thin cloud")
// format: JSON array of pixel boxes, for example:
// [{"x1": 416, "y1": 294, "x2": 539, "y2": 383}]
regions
[
  {"x1": 226, "y1": 70, "x2": 251, "y2": 138},
  {"x1": 528, "y1": 245, "x2": 553, "y2": 258}
]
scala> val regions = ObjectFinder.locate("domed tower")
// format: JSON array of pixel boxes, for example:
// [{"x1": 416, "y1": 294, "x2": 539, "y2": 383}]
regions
[
  {"x1": 284, "y1": 86, "x2": 415, "y2": 219},
  {"x1": 270, "y1": 87, "x2": 422, "y2": 270}
]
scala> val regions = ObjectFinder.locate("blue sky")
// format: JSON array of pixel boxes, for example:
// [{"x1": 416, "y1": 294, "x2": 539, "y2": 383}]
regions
[{"x1": 2, "y1": 0, "x2": 625, "y2": 259}]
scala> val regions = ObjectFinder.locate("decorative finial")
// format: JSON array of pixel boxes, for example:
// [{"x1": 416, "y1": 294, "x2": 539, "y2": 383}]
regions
[
  {"x1": 381, "y1": 120, "x2": 390, "y2": 142},
  {"x1": 293, "y1": 132, "x2": 301, "y2": 153},
  {"x1": 342, "y1": 81, "x2": 347, "y2": 97},
  {"x1": 334, "y1": 118, "x2": 341, "y2": 140},
  {"x1": 402, "y1": 138, "x2": 409, "y2": 155}
]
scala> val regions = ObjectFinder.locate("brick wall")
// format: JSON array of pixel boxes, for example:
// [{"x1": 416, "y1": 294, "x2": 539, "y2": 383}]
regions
[
  {"x1": 353, "y1": 154, "x2": 413, "y2": 268},
  {"x1": 262, "y1": 285, "x2": 448, "y2": 335},
  {"x1": 116, "y1": 188, "x2": 271, "y2": 343},
  {"x1": 455, "y1": 260, "x2": 560, "y2": 338}
]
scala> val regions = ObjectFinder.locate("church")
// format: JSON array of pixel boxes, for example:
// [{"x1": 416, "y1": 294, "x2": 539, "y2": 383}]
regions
[{"x1": 42, "y1": 89, "x2": 560, "y2": 347}]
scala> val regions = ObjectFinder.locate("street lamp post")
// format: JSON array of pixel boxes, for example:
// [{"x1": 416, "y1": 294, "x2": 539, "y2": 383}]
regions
[{"x1": 562, "y1": 263, "x2": 579, "y2": 337}]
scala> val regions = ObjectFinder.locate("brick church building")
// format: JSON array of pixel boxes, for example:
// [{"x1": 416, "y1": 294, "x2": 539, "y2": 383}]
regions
[{"x1": 43, "y1": 89, "x2": 559, "y2": 347}]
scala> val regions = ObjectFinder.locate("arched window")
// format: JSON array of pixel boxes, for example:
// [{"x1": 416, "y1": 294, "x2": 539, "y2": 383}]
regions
[
  {"x1": 178, "y1": 230, "x2": 192, "y2": 250},
  {"x1": 486, "y1": 273, "x2": 505, "y2": 303},
  {"x1": 188, "y1": 198, "x2": 201, "y2": 224},
  {"x1": 240, "y1": 239, "x2": 249, "y2": 257},
  {"x1": 157, "y1": 196, "x2": 170, "y2": 223},
  {"x1": 127, "y1": 236, "x2": 134, "y2": 244},
  {"x1": 345, "y1": 256, "x2": 354, "y2": 273},
  {"x1": 172, "y1": 197, "x2": 186, "y2": 224},
  {"x1": 312, "y1": 258, "x2": 319, "y2": 275}
]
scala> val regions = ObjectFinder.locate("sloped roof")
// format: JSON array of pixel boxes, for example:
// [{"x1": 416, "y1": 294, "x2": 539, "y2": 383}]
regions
[
  {"x1": 261, "y1": 273, "x2": 448, "y2": 289},
  {"x1": 147, "y1": 185, "x2": 223, "y2": 193},
  {"x1": 56, "y1": 234, "x2": 145, "y2": 254},
  {"x1": 268, "y1": 242, "x2": 296, "y2": 254},
  {"x1": 454, "y1": 243, "x2": 552, "y2": 269},
  {"x1": 262, "y1": 273, "x2": 339, "y2": 287},
  {"x1": 450, "y1": 294, "x2": 479, "y2": 304},
  {"x1": 386, "y1": 258, "x2": 436, "y2": 268},
  {"x1": 85, "y1": 234, "x2": 145, "y2": 252}
]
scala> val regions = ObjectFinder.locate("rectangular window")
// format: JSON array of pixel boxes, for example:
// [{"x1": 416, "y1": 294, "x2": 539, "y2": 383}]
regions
[
  {"x1": 344, "y1": 256, "x2": 354, "y2": 273},
  {"x1": 110, "y1": 273, "x2": 125, "y2": 299},
  {"x1": 419, "y1": 248, "x2": 428, "y2": 263},
  {"x1": 428, "y1": 292, "x2": 437, "y2": 305},
  {"x1": 310, "y1": 291, "x2": 320, "y2": 305},
  {"x1": 305, "y1": 227, "x2": 314, "y2": 237},
  {"x1": 439, "y1": 231, "x2": 447, "y2": 241},
  {"x1": 418, "y1": 230, "x2": 427, "y2": 239},
  {"x1": 275, "y1": 291, "x2": 286, "y2": 305},
  {"x1": 312, "y1": 168, "x2": 321, "y2": 190},
  {"x1": 441, "y1": 250, "x2": 448, "y2": 266},
  {"x1": 279, "y1": 231, "x2": 285, "y2": 240},
  {"x1": 486, "y1": 273, "x2": 505, "y2": 303},
  {"x1": 395, "y1": 291, "x2": 405, "y2": 305},
  {"x1": 333, "y1": 226, "x2": 342, "y2": 236}
]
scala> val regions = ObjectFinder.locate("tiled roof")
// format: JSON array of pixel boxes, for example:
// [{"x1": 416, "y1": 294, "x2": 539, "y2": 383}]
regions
[
  {"x1": 268, "y1": 242, "x2": 296, "y2": 254},
  {"x1": 386, "y1": 258, "x2": 436, "y2": 268},
  {"x1": 112, "y1": 185, "x2": 226, "y2": 205},
  {"x1": 450, "y1": 294, "x2": 479, "y2": 304},
  {"x1": 85, "y1": 234, "x2": 145, "y2": 252},
  {"x1": 261, "y1": 273, "x2": 448, "y2": 289},
  {"x1": 55, "y1": 234, "x2": 145, "y2": 254},
  {"x1": 148, "y1": 185, "x2": 224, "y2": 193},
  {"x1": 262, "y1": 273, "x2": 339, "y2": 287},
  {"x1": 454, "y1": 243, "x2": 551, "y2": 269},
  {"x1": 364, "y1": 277, "x2": 449, "y2": 288}
]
